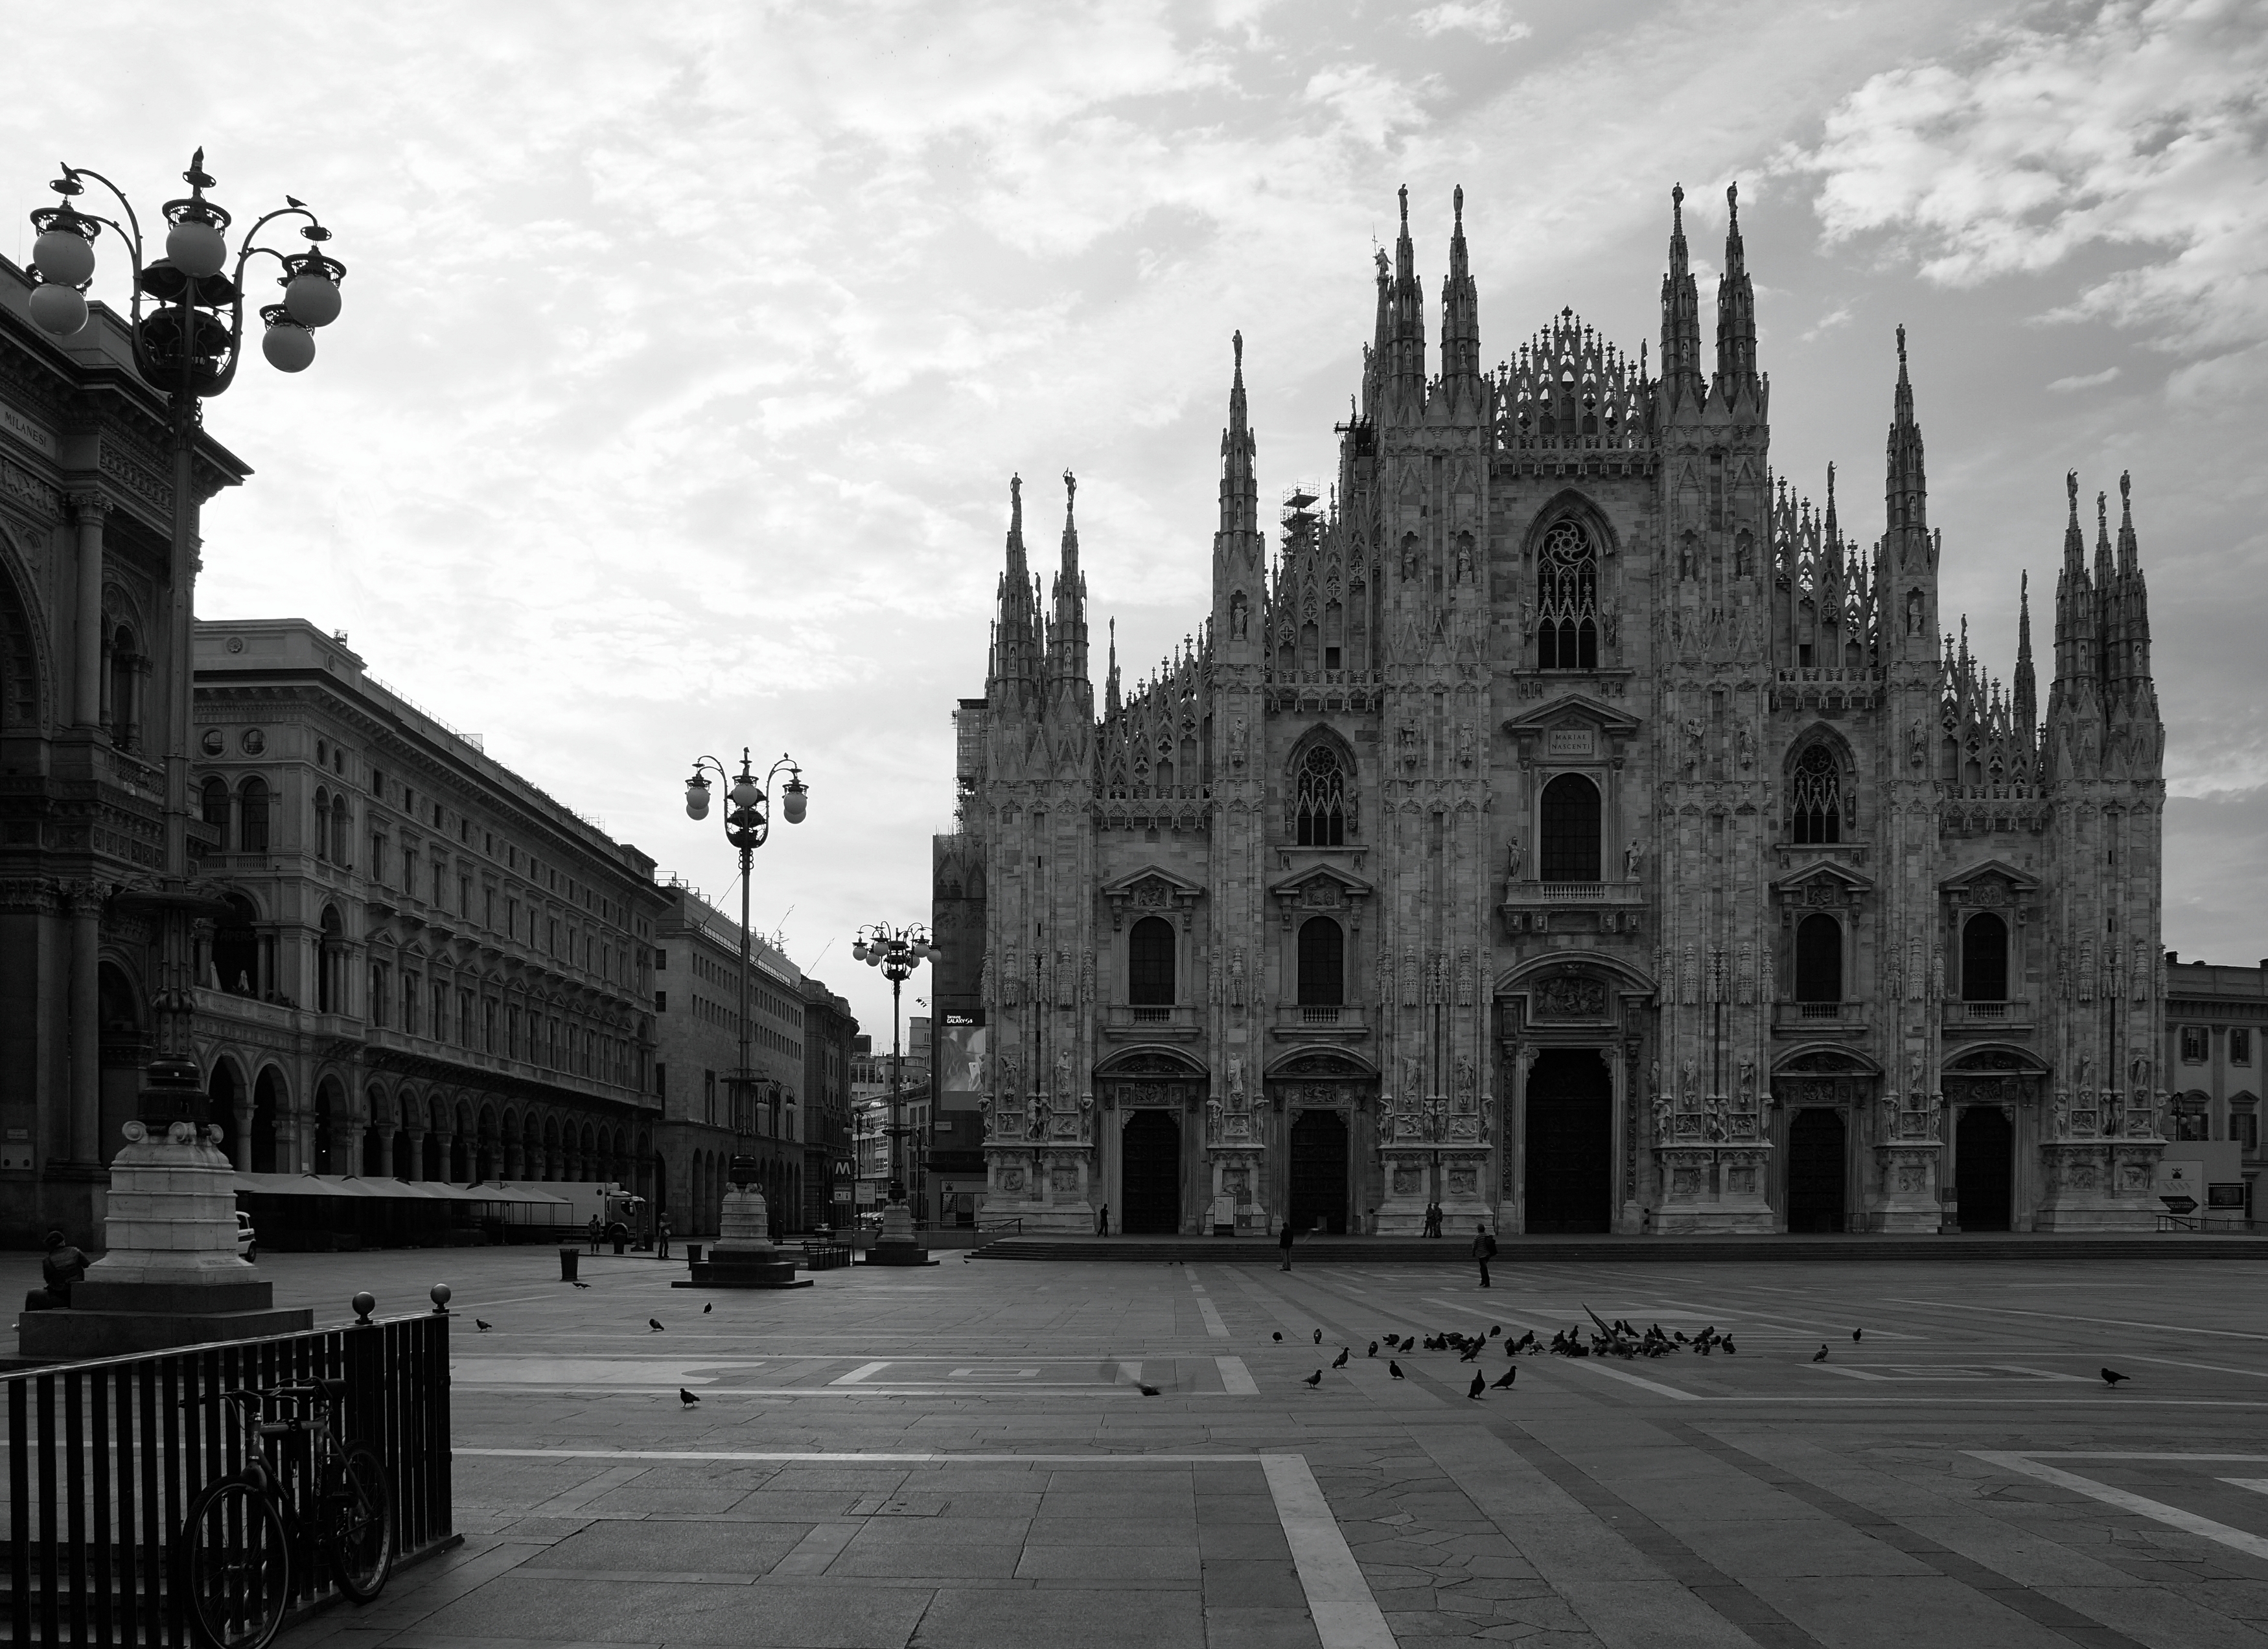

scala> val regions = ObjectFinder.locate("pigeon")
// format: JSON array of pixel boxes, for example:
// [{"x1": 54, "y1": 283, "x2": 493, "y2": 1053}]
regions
[
  {"x1": 1389, "y1": 1360, "x2": 1406, "y2": 1379},
  {"x1": 475, "y1": 1319, "x2": 492, "y2": 1332},
  {"x1": 1467, "y1": 1372, "x2": 1486, "y2": 1400},
  {"x1": 1812, "y1": 1344, "x2": 1827, "y2": 1362},
  {"x1": 1331, "y1": 1348, "x2": 1349, "y2": 1368},
  {"x1": 2101, "y1": 1367, "x2": 2129, "y2": 1387},
  {"x1": 1313, "y1": 1328, "x2": 1323, "y2": 1344},
  {"x1": 678, "y1": 1387, "x2": 700, "y2": 1407},
  {"x1": 1367, "y1": 1341, "x2": 1378, "y2": 1358},
  {"x1": 1272, "y1": 1331, "x2": 1283, "y2": 1342},
  {"x1": 1139, "y1": 1383, "x2": 1161, "y2": 1396},
  {"x1": 649, "y1": 1318, "x2": 666, "y2": 1332},
  {"x1": 1491, "y1": 1366, "x2": 1518, "y2": 1389},
  {"x1": 1304, "y1": 1369, "x2": 1323, "y2": 1388},
  {"x1": 286, "y1": 194, "x2": 307, "y2": 209},
  {"x1": 570, "y1": 1280, "x2": 591, "y2": 1289},
  {"x1": 1673, "y1": 1330, "x2": 1689, "y2": 1344},
  {"x1": 1723, "y1": 1337, "x2": 1737, "y2": 1355},
  {"x1": 1459, "y1": 1342, "x2": 1482, "y2": 1363},
  {"x1": 1853, "y1": 1329, "x2": 1862, "y2": 1343},
  {"x1": 1490, "y1": 1325, "x2": 1502, "y2": 1337},
  {"x1": 704, "y1": 1304, "x2": 712, "y2": 1314}
]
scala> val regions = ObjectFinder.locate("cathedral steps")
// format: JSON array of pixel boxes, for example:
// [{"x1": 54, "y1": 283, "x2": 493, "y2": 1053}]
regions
[{"x1": 967, "y1": 1234, "x2": 2268, "y2": 1263}]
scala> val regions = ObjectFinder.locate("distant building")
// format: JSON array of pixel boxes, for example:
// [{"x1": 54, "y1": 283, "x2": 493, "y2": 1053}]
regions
[
  {"x1": 651, "y1": 879, "x2": 809, "y2": 1233},
  {"x1": 2162, "y1": 956, "x2": 2266, "y2": 1219},
  {"x1": 0, "y1": 260, "x2": 252, "y2": 1245},
  {"x1": 190, "y1": 618, "x2": 665, "y2": 1204},
  {"x1": 798, "y1": 977, "x2": 858, "y2": 1229}
]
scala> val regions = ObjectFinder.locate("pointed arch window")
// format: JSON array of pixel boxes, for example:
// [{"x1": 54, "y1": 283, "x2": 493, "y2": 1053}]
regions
[
  {"x1": 1536, "y1": 520, "x2": 1597, "y2": 669},
  {"x1": 1294, "y1": 745, "x2": 1348, "y2": 846},
  {"x1": 1790, "y1": 745, "x2": 1843, "y2": 844}
]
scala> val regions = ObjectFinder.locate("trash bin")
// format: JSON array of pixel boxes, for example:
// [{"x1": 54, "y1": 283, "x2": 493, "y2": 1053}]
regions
[
  {"x1": 685, "y1": 1243, "x2": 702, "y2": 1266},
  {"x1": 559, "y1": 1247, "x2": 580, "y2": 1282},
  {"x1": 612, "y1": 1232, "x2": 627, "y2": 1255}
]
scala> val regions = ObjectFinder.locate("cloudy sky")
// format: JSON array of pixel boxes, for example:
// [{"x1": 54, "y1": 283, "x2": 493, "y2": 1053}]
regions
[{"x1": 8, "y1": 0, "x2": 2263, "y2": 1033}]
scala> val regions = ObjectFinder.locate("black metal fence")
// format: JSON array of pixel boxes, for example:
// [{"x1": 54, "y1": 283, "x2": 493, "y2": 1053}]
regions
[{"x1": 3, "y1": 1307, "x2": 455, "y2": 1645}]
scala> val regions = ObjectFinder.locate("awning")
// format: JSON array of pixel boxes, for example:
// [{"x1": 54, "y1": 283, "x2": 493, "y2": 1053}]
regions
[{"x1": 231, "y1": 1173, "x2": 568, "y2": 1208}]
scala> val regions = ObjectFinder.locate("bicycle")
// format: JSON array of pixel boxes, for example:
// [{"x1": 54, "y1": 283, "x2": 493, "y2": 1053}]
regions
[{"x1": 175, "y1": 1379, "x2": 395, "y2": 1649}]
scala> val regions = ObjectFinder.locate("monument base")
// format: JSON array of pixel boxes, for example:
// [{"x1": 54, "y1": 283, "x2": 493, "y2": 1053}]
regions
[
  {"x1": 19, "y1": 1303, "x2": 314, "y2": 1362},
  {"x1": 673, "y1": 1256, "x2": 811, "y2": 1290},
  {"x1": 861, "y1": 1240, "x2": 936, "y2": 1267},
  {"x1": 672, "y1": 1182, "x2": 815, "y2": 1287}
]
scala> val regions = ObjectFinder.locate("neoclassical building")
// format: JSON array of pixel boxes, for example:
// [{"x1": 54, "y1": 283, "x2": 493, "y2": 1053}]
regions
[
  {"x1": 951, "y1": 184, "x2": 2171, "y2": 1237},
  {"x1": 189, "y1": 618, "x2": 667, "y2": 1205}
]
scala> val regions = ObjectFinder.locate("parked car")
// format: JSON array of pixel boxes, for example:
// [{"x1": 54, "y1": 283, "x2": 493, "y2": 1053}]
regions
[{"x1": 236, "y1": 1210, "x2": 257, "y2": 1263}]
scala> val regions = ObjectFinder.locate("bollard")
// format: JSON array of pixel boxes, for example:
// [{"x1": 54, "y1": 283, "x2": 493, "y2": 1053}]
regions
[
  {"x1": 685, "y1": 1243, "x2": 702, "y2": 1267},
  {"x1": 430, "y1": 1282, "x2": 451, "y2": 1315},
  {"x1": 559, "y1": 1247, "x2": 580, "y2": 1283}
]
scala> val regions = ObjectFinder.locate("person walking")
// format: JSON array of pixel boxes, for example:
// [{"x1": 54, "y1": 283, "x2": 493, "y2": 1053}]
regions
[
  {"x1": 1095, "y1": 1203, "x2": 1109, "y2": 1238},
  {"x1": 586, "y1": 1214, "x2": 602, "y2": 1254},
  {"x1": 656, "y1": 1216, "x2": 672, "y2": 1261},
  {"x1": 1279, "y1": 1216, "x2": 1297, "y2": 1272},
  {"x1": 1472, "y1": 1221, "x2": 1498, "y2": 1289}
]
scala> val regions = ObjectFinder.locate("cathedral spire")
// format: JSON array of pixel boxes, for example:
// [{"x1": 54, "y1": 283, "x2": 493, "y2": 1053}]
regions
[
  {"x1": 1713, "y1": 181, "x2": 1758, "y2": 404},
  {"x1": 1050, "y1": 467, "x2": 1087, "y2": 690},
  {"x1": 1389, "y1": 183, "x2": 1427, "y2": 409},
  {"x1": 1441, "y1": 183, "x2": 1481, "y2": 390},
  {"x1": 1884, "y1": 325, "x2": 1928, "y2": 551},
  {"x1": 1104, "y1": 617, "x2": 1121, "y2": 716},
  {"x1": 1659, "y1": 182, "x2": 1703, "y2": 411},
  {"x1": 1823, "y1": 460, "x2": 1838, "y2": 549},
  {"x1": 2052, "y1": 469, "x2": 2098, "y2": 700},
  {"x1": 1219, "y1": 330, "x2": 1256, "y2": 537},
  {"x1": 991, "y1": 473, "x2": 1043, "y2": 702},
  {"x1": 2013, "y1": 570, "x2": 2038, "y2": 742}
]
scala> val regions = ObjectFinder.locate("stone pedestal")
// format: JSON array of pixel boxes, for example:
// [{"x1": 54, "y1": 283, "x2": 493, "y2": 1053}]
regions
[
  {"x1": 1650, "y1": 1145, "x2": 1777, "y2": 1234},
  {"x1": 21, "y1": 1114, "x2": 310, "y2": 1362},
  {"x1": 673, "y1": 1184, "x2": 809, "y2": 1289},
  {"x1": 2034, "y1": 1139, "x2": 2166, "y2": 1230},
  {"x1": 1867, "y1": 1143, "x2": 1943, "y2": 1233},
  {"x1": 864, "y1": 1199, "x2": 935, "y2": 1266}
]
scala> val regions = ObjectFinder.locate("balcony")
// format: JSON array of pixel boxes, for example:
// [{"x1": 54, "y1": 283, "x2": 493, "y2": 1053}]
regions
[
  {"x1": 1772, "y1": 1001, "x2": 1864, "y2": 1036},
  {"x1": 1102, "y1": 1004, "x2": 1201, "y2": 1041},
  {"x1": 1271, "y1": 1003, "x2": 1369, "y2": 1044},
  {"x1": 1500, "y1": 877, "x2": 1646, "y2": 938},
  {"x1": 1943, "y1": 998, "x2": 2033, "y2": 1032}
]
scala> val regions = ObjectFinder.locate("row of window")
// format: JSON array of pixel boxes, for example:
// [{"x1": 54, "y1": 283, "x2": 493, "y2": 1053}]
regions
[
  {"x1": 2180, "y1": 1026, "x2": 2255, "y2": 1065},
  {"x1": 367, "y1": 960, "x2": 639, "y2": 1085}
]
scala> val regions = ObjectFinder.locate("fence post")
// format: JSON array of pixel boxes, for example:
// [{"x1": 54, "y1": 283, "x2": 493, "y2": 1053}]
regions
[{"x1": 345, "y1": 1291, "x2": 383, "y2": 1449}]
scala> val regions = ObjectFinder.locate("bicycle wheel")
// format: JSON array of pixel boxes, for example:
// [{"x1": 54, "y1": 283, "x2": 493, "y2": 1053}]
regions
[
  {"x1": 178, "y1": 1475, "x2": 290, "y2": 1649},
  {"x1": 322, "y1": 1443, "x2": 395, "y2": 1602}
]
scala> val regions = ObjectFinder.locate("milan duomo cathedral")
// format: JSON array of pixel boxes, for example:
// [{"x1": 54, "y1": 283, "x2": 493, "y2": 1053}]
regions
[{"x1": 944, "y1": 183, "x2": 2169, "y2": 1238}]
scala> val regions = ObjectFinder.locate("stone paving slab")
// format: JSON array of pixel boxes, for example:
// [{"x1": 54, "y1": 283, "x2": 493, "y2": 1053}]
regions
[{"x1": 34, "y1": 1246, "x2": 2265, "y2": 1649}]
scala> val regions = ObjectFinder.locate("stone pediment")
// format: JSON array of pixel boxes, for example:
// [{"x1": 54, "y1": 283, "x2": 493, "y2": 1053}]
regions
[
  {"x1": 1100, "y1": 864, "x2": 1205, "y2": 929},
  {"x1": 1772, "y1": 859, "x2": 1873, "y2": 906},
  {"x1": 1938, "y1": 859, "x2": 2041, "y2": 905},
  {"x1": 1501, "y1": 693, "x2": 1642, "y2": 761},
  {"x1": 1266, "y1": 862, "x2": 1374, "y2": 917}
]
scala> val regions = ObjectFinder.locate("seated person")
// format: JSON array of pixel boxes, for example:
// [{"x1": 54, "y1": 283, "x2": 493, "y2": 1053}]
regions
[{"x1": 23, "y1": 1229, "x2": 89, "y2": 1312}]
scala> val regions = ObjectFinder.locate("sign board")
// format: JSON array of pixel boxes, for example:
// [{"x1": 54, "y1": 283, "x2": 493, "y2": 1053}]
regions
[
  {"x1": 938, "y1": 1011, "x2": 988, "y2": 1114},
  {"x1": 1545, "y1": 727, "x2": 1595, "y2": 758}
]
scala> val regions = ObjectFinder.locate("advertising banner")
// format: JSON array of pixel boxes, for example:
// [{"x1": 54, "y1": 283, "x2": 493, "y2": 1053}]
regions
[{"x1": 940, "y1": 1010, "x2": 987, "y2": 1114}]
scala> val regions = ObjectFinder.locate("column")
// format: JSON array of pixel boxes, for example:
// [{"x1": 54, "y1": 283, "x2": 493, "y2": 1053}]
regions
[
  {"x1": 373, "y1": 1122, "x2": 397, "y2": 1181},
  {"x1": 233, "y1": 1094, "x2": 255, "y2": 1173},
  {"x1": 403, "y1": 1129, "x2": 424, "y2": 1182},
  {"x1": 69, "y1": 494, "x2": 107, "y2": 729},
  {"x1": 67, "y1": 881, "x2": 104, "y2": 1164}
]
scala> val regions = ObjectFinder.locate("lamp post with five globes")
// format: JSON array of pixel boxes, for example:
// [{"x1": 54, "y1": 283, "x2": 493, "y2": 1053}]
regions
[
  {"x1": 23, "y1": 148, "x2": 346, "y2": 1110},
  {"x1": 684, "y1": 751, "x2": 807, "y2": 1214},
  {"x1": 852, "y1": 923, "x2": 937, "y2": 1249}
]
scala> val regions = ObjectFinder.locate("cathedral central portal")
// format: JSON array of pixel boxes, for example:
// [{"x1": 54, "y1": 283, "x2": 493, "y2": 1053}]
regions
[{"x1": 1522, "y1": 1049, "x2": 1614, "y2": 1233}]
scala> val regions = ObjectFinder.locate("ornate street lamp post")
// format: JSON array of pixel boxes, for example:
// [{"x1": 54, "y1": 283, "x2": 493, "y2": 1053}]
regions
[
  {"x1": 14, "y1": 151, "x2": 343, "y2": 1359},
  {"x1": 25, "y1": 150, "x2": 347, "y2": 1112},
  {"x1": 853, "y1": 921, "x2": 937, "y2": 1263},
  {"x1": 684, "y1": 750, "x2": 807, "y2": 1215}
]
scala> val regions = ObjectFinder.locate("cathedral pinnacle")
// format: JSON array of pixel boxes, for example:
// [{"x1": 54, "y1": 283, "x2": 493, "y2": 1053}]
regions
[
  {"x1": 1442, "y1": 183, "x2": 1479, "y2": 387},
  {"x1": 1713, "y1": 179, "x2": 1757, "y2": 402},
  {"x1": 1884, "y1": 326, "x2": 1926, "y2": 549},
  {"x1": 1660, "y1": 183, "x2": 1702, "y2": 409}
]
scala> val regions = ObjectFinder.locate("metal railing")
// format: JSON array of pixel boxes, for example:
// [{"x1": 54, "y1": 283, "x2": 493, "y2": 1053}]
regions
[
  {"x1": 975, "y1": 1217, "x2": 1023, "y2": 1238},
  {"x1": 1301, "y1": 1005, "x2": 1341, "y2": 1025},
  {"x1": 3, "y1": 1302, "x2": 455, "y2": 1645}
]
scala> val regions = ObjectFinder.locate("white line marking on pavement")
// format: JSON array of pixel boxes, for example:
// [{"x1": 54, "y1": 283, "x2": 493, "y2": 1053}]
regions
[
  {"x1": 830, "y1": 1361, "x2": 892, "y2": 1386},
  {"x1": 460, "y1": 1449, "x2": 1276, "y2": 1462},
  {"x1": 1971, "y1": 1451, "x2": 2268, "y2": 1564},
  {"x1": 2221, "y1": 1479, "x2": 2268, "y2": 1496},
  {"x1": 1425, "y1": 1297, "x2": 1555, "y2": 1334},
  {"x1": 2028, "y1": 1453, "x2": 2268, "y2": 1460},
  {"x1": 2104, "y1": 1354, "x2": 2268, "y2": 1381},
  {"x1": 1893, "y1": 1298, "x2": 2268, "y2": 1343},
  {"x1": 1261, "y1": 1455, "x2": 1398, "y2": 1649},
  {"x1": 1184, "y1": 1266, "x2": 1231, "y2": 1338},
  {"x1": 1217, "y1": 1356, "x2": 1258, "y2": 1395},
  {"x1": 1570, "y1": 1361, "x2": 1697, "y2": 1400}
]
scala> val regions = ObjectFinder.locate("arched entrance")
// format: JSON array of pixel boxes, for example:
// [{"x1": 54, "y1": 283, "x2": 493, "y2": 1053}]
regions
[
  {"x1": 208, "y1": 1062, "x2": 240, "y2": 1170},
  {"x1": 1523, "y1": 1049, "x2": 1612, "y2": 1233},
  {"x1": 1785, "y1": 1109, "x2": 1846, "y2": 1233},
  {"x1": 1288, "y1": 1111, "x2": 1348, "y2": 1235},
  {"x1": 251, "y1": 1068, "x2": 283, "y2": 1174},
  {"x1": 1120, "y1": 1110, "x2": 1182, "y2": 1234},
  {"x1": 1955, "y1": 1107, "x2": 2014, "y2": 1232}
]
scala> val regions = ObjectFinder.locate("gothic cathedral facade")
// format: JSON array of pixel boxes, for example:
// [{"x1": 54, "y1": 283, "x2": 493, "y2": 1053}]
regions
[{"x1": 943, "y1": 184, "x2": 2170, "y2": 1238}]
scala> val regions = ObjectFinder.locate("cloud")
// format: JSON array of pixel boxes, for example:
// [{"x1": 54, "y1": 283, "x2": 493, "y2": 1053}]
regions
[
  {"x1": 1412, "y1": 1, "x2": 1532, "y2": 43},
  {"x1": 1303, "y1": 63, "x2": 1435, "y2": 146},
  {"x1": 1782, "y1": 0, "x2": 2268, "y2": 361},
  {"x1": 2046, "y1": 365, "x2": 2121, "y2": 391},
  {"x1": 1801, "y1": 303, "x2": 1854, "y2": 341}
]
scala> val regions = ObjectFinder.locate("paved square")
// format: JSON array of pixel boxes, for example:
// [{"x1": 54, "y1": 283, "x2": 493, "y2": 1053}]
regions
[{"x1": 29, "y1": 1246, "x2": 2268, "y2": 1648}]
